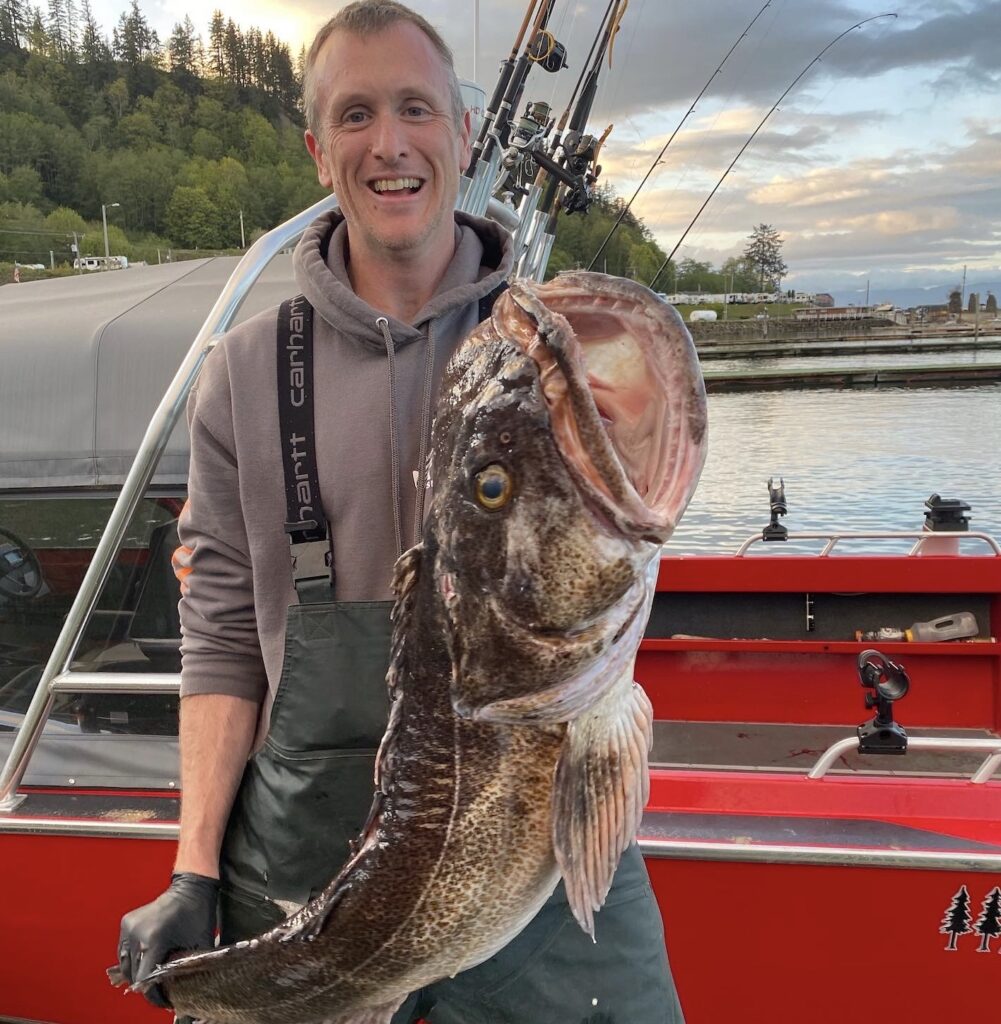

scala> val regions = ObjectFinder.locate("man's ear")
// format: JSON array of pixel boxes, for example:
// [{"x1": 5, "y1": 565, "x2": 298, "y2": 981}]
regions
[
  {"x1": 305, "y1": 129, "x2": 333, "y2": 190},
  {"x1": 458, "y1": 109, "x2": 472, "y2": 173}
]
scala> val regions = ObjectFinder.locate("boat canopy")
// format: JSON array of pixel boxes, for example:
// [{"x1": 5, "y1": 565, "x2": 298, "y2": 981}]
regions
[{"x1": 0, "y1": 256, "x2": 295, "y2": 490}]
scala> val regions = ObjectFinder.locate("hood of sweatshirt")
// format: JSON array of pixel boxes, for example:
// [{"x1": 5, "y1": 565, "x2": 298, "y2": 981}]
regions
[{"x1": 292, "y1": 209, "x2": 514, "y2": 349}]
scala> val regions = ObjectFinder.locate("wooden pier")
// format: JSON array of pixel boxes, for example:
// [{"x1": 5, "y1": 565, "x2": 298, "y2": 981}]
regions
[
  {"x1": 697, "y1": 337, "x2": 1001, "y2": 361},
  {"x1": 702, "y1": 362, "x2": 1001, "y2": 393}
]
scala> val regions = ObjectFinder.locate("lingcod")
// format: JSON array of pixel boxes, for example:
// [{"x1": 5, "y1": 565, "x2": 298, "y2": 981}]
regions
[{"x1": 113, "y1": 271, "x2": 708, "y2": 1024}]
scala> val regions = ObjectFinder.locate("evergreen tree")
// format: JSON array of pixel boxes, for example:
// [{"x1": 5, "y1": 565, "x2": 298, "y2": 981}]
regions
[
  {"x1": 1, "y1": 0, "x2": 29, "y2": 51},
  {"x1": 167, "y1": 15, "x2": 199, "y2": 91},
  {"x1": 26, "y1": 7, "x2": 48, "y2": 52},
  {"x1": 268, "y1": 35, "x2": 297, "y2": 110},
  {"x1": 63, "y1": 0, "x2": 75, "y2": 53},
  {"x1": 742, "y1": 223, "x2": 787, "y2": 292},
  {"x1": 247, "y1": 27, "x2": 265, "y2": 90},
  {"x1": 941, "y1": 886, "x2": 973, "y2": 951},
  {"x1": 948, "y1": 288, "x2": 962, "y2": 314},
  {"x1": 987, "y1": 292, "x2": 997, "y2": 315},
  {"x1": 46, "y1": 0, "x2": 68, "y2": 57},
  {"x1": 967, "y1": 292, "x2": 978, "y2": 314},
  {"x1": 974, "y1": 887, "x2": 1001, "y2": 953},
  {"x1": 207, "y1": 9, "x2": 225, "y2": 78},
  {"x1": 223, "y1": 18, "x2": 245, "y2": 87}
]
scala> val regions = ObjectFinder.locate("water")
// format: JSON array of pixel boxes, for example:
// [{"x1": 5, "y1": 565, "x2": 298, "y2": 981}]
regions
[{"x1": 670, "y1": 382, "x2": 1001, "y2": 554}]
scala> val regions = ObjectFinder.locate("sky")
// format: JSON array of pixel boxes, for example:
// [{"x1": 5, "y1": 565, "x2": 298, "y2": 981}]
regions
[{"x1": 90, "y1": 0, "x2": 1001, "y2": 304}]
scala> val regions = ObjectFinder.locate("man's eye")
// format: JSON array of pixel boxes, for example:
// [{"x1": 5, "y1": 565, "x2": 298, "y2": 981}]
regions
[
  {"x1": 405, "y1": 106, "x2": 430, "y2": 117},
  {"x1": 344, "y1": 111, "x2": 367, "y2": 124}
]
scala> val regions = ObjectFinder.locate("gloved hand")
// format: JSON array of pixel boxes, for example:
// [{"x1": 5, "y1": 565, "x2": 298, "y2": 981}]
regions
[{"x1": 117, "y1": 872, "x2": 220, "y2": 1008}]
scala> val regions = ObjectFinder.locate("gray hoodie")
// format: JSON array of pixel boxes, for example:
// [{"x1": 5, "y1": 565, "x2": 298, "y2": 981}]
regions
[{"x1": 177, "y1": 210, "x2": 514, "y2": 719}]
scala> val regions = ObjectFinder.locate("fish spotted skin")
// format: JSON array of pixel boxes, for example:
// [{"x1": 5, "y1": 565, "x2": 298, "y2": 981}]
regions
[{"x1": 122, "y1": 273, "x2": 707, "y2": 1024}]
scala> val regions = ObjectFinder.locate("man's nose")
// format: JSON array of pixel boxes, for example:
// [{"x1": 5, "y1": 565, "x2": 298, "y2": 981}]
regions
[{"x1": 370, "y1": 115, "x2": 407, "y2": 163}]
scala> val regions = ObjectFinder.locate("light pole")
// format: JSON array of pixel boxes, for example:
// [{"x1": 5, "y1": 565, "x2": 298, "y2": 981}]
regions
[{"x1": 102, "y1": 202, "x2": 120, "y2": 266}]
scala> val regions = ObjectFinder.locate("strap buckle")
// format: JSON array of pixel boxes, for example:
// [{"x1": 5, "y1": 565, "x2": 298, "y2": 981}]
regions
[{"x1": 285, "y1": 521, "x2": 331, "y2": 584}]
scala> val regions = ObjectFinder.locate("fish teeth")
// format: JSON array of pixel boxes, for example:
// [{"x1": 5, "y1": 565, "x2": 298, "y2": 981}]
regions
[{"x1": 373, "y1": 178, "x2": 422, "y2": 192}]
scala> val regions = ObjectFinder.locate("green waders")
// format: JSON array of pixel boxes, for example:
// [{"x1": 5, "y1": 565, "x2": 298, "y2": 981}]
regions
[{"x1": 217, "y1": 295, "x2": 686, "y2": 1023}]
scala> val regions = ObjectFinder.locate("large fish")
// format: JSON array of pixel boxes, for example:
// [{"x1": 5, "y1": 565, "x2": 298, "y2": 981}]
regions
[{"x1": 113, "y1": 271, "x2": 708, "y2": 1024}]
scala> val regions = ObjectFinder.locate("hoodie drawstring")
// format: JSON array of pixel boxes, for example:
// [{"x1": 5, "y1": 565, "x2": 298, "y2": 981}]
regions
[
  {"x1": 377, "y1": 316, "x2": 405, "y2": 559},
  {"x1": 377, "y1": 316, "x2": 437, "y2": 558},
  {"x1": 413, "y1": 321, "x2": 436, "y2": 545}
]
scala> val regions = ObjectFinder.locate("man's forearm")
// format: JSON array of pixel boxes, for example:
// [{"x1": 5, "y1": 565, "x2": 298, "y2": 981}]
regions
[{"x1": 174, "y1": 692, "x2": 260, "y2": 878}]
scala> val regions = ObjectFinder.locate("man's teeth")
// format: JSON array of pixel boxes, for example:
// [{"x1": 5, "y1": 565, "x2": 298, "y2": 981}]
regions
[{"x1": 372, "y1": 178, "x2": 422, "y2": 193}]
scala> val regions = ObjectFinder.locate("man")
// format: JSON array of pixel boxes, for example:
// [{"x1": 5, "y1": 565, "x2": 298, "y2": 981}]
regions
[{"x1": 116, "y1": 4, "x2": 684, "y2": 1022}]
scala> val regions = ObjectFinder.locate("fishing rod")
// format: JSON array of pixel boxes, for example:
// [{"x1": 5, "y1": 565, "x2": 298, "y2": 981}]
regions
[
  {"x1": 516, "y1": 0, "x2": 627, "y2": 276},
  {"x1": 462, "y1": 0, "x2": 566, "y2": 216},
  {"x1": 466, "y1": 0, "x2": 543, "y2": 175},
  {"x1": 474, "y1": 0, "x2": 559, "y2": 170},
  {"x1": 494, "y1": 0, "x2": 617, "y2": 213},
  {"x1": 649, "y1": 12, "x2": 898, "y2": 291},
  {"x1": 587, "y1": 0, "x2": 774, "y2": 272},
  {"x1": 536, "y1": 0, "x2": 625, "y2": 218}
]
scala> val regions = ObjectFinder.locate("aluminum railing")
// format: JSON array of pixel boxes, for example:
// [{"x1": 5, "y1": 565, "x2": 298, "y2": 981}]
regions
[
  {"x1": 0, "y1": 194, "x2": 342, "y2": 812},
  {"x1": 736, "y1": 530, "x2": 1001, "y2": 557},
  {"x1": 808, "y1": 735, "x2": 1001, "y2": 784}
]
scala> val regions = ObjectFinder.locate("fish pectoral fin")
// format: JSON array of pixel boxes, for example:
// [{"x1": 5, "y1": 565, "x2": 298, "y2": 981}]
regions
[{"x1": 552, "y1": 674, "x2": 653, "y2": 938}]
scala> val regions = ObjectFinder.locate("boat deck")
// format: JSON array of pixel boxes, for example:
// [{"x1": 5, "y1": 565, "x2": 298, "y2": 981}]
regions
[{"x1": 651, "y1": 720, "x2": 1001, "y2": 777}]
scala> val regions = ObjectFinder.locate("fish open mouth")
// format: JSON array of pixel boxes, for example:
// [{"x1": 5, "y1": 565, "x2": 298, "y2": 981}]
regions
[{"x1": 498, "y1": 272, "x2": 708, "y2": 542}]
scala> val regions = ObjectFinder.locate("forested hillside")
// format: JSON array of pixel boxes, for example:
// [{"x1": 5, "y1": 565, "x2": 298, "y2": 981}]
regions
[
  {"x1": 0, "y1": 0, "x2": 324, "y2": 267},
  {"x1": 0, "y1": 0, "x2": 674, "y2": 282}
]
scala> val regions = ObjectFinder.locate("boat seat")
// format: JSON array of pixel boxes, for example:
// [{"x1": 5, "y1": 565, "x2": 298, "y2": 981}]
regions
[{"x1": 126, "y1": 518, "x2": 182, "y2": 667}]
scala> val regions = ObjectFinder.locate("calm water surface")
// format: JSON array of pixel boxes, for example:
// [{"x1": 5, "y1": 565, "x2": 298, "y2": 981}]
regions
[{"x1": 670, "y1": 382, "x2": 1001, "y2": 554}]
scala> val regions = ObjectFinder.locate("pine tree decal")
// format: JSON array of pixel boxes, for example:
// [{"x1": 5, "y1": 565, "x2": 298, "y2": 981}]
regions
[
  {"x1": 974, "y1": 887, "x2": 1001, "y2": 952},
  {"x1": 941, "y1": 885, "x2": 973, "y2": 950}
]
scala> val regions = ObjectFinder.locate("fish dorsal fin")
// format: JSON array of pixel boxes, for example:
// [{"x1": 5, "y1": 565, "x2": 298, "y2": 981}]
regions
[
  {"x1": 377, "y1": 544, "x2": 422, "y2": 793},
  {"x1": 552, "y1": 672, "x2": 653, "y2": 938},
  {"x1": 387, "y1": 543, "x2": 422, "y2": 696}
]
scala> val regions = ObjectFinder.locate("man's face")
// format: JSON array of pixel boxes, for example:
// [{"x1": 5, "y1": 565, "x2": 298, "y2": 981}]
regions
[{"x1": 305, "y1": 22, "x2": 471, "y2": 264}]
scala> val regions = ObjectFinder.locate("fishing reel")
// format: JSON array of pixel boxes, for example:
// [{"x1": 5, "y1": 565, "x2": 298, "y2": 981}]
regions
[
  {"x1": 495, "y1": 100, "x2": 553, "y2": 198},
  {"x1": 856, "y1": 649, "x2": 910, "y2": 755},
  {"x1": 528, "y1": 30, "x2": 569, "y2": 74},
  {"x1": 558, "y1": 133, "x2": 601, "y2": 216}
]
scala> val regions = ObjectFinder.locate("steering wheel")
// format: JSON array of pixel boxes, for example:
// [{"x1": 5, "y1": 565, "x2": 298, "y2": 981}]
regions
[{"x1": 0, "y1": 527, "x2": 45, "y2": 600}]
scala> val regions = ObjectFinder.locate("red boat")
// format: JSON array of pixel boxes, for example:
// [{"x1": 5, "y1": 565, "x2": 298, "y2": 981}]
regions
[{"x1": 3, "y1": 200, "x2": 1000, "y2": 1024}]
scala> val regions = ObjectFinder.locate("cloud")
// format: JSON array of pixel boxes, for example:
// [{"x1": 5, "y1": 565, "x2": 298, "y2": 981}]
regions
[
  {"x1": 748, "y1": 167, "x2": 888, "y2": 207},
  {"x1": 85, "y1": 0, "x2": 1001, "y2": 291}
]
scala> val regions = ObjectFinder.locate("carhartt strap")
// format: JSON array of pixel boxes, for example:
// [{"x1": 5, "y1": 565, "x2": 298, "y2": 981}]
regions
[
  {"x1": 275, "y1": 283, "x2": 507, "y2": 599},
  {"x1": 277, "y1": 295, "x2": 333, "y2": 597}
]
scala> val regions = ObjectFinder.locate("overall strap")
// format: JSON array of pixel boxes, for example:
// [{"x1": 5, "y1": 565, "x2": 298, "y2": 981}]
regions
[
  {"x1": 478, "y1": 281, "x2": 508, "y2": 323},
  {"x1": 277, "y1": 295, "x2": 333, "y2": 602},
  {"x1": 275, "y1": 282, "x2": 507, "y2": 602}
]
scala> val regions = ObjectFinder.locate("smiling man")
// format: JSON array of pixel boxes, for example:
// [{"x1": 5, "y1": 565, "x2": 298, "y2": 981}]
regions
[{"x1": 115, "y1": 3, "x2": 684, "y2": 1023}]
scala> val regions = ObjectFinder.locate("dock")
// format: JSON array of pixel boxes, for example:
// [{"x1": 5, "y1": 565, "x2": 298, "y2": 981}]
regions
[
  {"x1": 697, "y1": 337, "x2": 1001, "y2": 361},
  {"x1": 702, "y1": 362, "x2": 1001, "y2": 393}
]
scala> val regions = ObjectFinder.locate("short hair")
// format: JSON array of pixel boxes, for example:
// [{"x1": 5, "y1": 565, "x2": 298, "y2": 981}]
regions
[{"x1": 303, "y1": 1, "x2": 464, "y2": 137}]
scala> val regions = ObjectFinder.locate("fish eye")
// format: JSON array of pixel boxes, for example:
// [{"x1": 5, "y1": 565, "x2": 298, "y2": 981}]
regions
[{"x1": 474, "y1": 464, "x2": 513, "y2": 511}]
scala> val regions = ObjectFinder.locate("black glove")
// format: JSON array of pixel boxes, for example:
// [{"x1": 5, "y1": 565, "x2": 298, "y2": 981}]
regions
[{"x1": 117, "y1": 872, "x2": 220, "y2": 1009}]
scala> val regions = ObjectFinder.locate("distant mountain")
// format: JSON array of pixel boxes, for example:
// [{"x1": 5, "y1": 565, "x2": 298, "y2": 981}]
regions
[{"x1": 832, "y1": 281, "x2": 1001, "y2": 310}]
